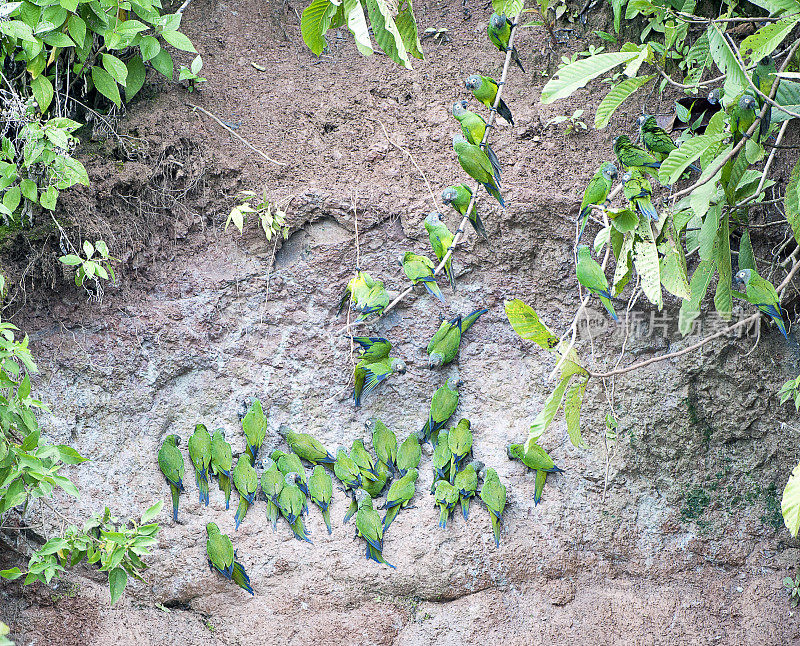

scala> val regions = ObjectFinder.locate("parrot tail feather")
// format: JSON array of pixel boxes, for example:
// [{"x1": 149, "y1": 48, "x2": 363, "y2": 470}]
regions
[
  {"x1": 461, "y1": 496, "x2": 470, "y2": 520},
  {"x1": 469, "y1": 209, "x2": 488, "y2": 241},
  {"x1": 198, "y1": 472, "x2": 209, "y2": 506},
  {"x1": 383, "y1": 505, "x2": 400, "y2": 532},
  {"x1": 246, "y1": 443, "x2": 259, "y2": 462},
  {"x1": 366, "y1": 544, "x2": 396, "y2": 569},
  {"x1": 322, "y1": 508, "x2": 332, "y2": 534},
  {"x1": 438, "y1": 505, "x2": 449, "y2": 529},
  {"x1": 290, "y1": 517, "x2": 313, "y2": 543},
  {"x1": 486, "y1": 145, "x2": 502, "y2": 181},
  {"x1": 267, "y1": 501, "x2": 279, "y2": 532},
  {"x1": 490, "y1": 512, "x2": 502, "y2": 547},
  {"x1": 598, "y1": 294, "x2": 619, "y2": 322},
  {"x1": 462, "y1": 308, "x2": 488, "y2": 333},
  {"x1": 343, "y1": 497, "x2": 358, "y2": 524},
  {"x1": 497, "y1": 99, "x2": 514, "y2": 126},
  {"x1": 232, "y1": 560, "x2": 255, "y2": 595},
  {"x1": 482, "y1": 182, "x2": 505, "y2": 208},
  {"x1": 511, "y1": 47, "x2": 525, "y2": 73},
  {"x1": 234, "y1": 499, "x2": 249, "y2": 530},
  {"x1": 420, "y1": 276, "x2": 446, "y2": 303},
  {"x1": 170, "y1": 484, "x2": 179, "y2": 522}
]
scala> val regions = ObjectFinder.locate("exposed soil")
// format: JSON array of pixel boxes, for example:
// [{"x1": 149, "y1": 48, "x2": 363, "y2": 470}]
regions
[{"x1": 1, "y1": 0, "x2": 800, "y2": 644}]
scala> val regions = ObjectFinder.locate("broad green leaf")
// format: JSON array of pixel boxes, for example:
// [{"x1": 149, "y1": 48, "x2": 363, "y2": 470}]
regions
[
  {"x1": 109, "y1": 567, "x2": 128, "y2": 605},
  {"x1": 741, "y1": 16, "x2": 800, "y2": 64},
  {"x1": 20, "y1": 178, "x2": 37, "y2": 202},
  {"x1": 722, "y1": 151, "x2": 748, "y2": 205},
  {"x1": 342, "y1": 0, "x2": 373, "y2": 56},
  {"x1": 563, "y1": 379, "x2": 586, "y2": 448},
  {"x1": 141, "y1": 500, "x2": 163, "y2": 523},
  {"x1": 37, "y1": 537, "x2": 70, "y2": 556},
  {"x1": 659, "y1": 238, "x2": 690, "y2": 299},
  {"x1": 57, "y1": 445, "x2": 88, "y2": 464},
  {"x1": 690, "y1": 167, "x2": 723, "y2": 220},
  {"x1": 527, "y1": 372, "x2": 573, "y2": 444},
  {"x1": 738, "y1": 230, "x2": 756, "y2": 271},
  {"x1": 3, "y1": 186, "x2": 21, "y2": 213},
  {"x1": 21, "y1": 429, "x2": 39, "y2": 451},
  {"x1": 53, "y1": 474, "x2": 79, "y2": 498},
  {"x1": 594, "y1": 74, "x2": 654, "y2": 129},
  {"x1": 504, "y1": 299, "x2": 560, "y2": 351},
  {"x1": 541, "y1": 51, "x2": 640, "y2": 104},
  {"x1": 91, "y1": 66, "x2": 121, "y2": 107},
  {"x1": 149, "y1": 49, "x2": 173, "y2": 79},
  {"x1": 161, "y1": 29, "x2": 196, "y2": 52},
  {"x1": 39, "y1": 185, "x2": 58, "y2": 210},
  {"x1": 301, "y1": 0, "x2": 341, "y2": 56},
  {"x1": 42, "y1": 32, "x2": 75, "y2": 47},
  {"x1": 707, "y1": 24, "x2": 748, "y2": 102},
  {"x1": 59, "y1": 253, "x2": 82, "y2": 266},
  {"x1": 633, "y1": 234, "x2": 662, "y2": 308},
  {"x1": 714, "y1": 213, "x2": 732, "y2": 320},
  {"x1": 365, "y1": 0, "x2": 411, "y2": 69},
  {"x1": 609, "y1": 207, "x2": 638, "y2": 233},
  {"x1": 125, "y1": 56, "x2": 146, "y2": 102},
  {"x1": 612, "y1": 232, "x2": 634, "y2": 295},
  {"x1": 102, "y1": 53, "x2": 128, "y2": 87},
  {"x1": 783, "y1": 460, "x2": 800, "y2": 537},
  {"x1": 679, "y1": 258, "x2": 715, "y2": 335},
  {"x1": 0, "y1": 567, "x2": 24, "y2": 580},
  {"x1": 140, "y1": 35, "x2": 161, "y2": 61},
  {"x1": 698, "y1": 204, "x2": 720, "y2": 261},
  {"x1": 786, "y1": 155, "x2": 800, "y2": 245},
  {"x1": 31, "y1": 74, "x2": 54, "y2": 114},
  {"x1": 658, "y1": 132, "x2": 726, "y2": 184},
  {"x1": 747, "y1": 0, "x2": 800, "y2": 13},
  {"x1": 0, "y1": 478, "x2": 27, "y2": 513},
  {"x1": 395, "y1": 0, "x2": 422, "y2": 60}
]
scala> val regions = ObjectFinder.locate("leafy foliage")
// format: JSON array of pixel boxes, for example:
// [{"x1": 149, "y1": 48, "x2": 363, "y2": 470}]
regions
[
  {"x1": 783, "y1": 461, "x2": 800, "y2": 537},
  {"x1": 59, "y1": 239, "x2": 117, "y2": 290},
  {"x1": 225, "y1": 190, "x2": 290, "y2": 242},
  {"x1": 779, "y1": 375, "x2": 800, "y2": 411}
]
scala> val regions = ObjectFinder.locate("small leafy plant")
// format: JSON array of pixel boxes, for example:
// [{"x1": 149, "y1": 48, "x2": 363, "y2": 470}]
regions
[
  {"x1": 225, "y1": 190, "x2": 290, "y2": 242},
  {"x1": 178, "y1": 55, "x2": 207, "y2": 93},
  {"x1": 785, "y1": 574, "x2": 800, "y2": 607},
  {"x1": 546, "y1": 109, "x2": 587, "y2": 134},
  {"x1": 779, "y1": 375, "x2": 800, "y2": 411},
  {"x1": 59, "y1": 240, "x2": 117, "y2": 289}
]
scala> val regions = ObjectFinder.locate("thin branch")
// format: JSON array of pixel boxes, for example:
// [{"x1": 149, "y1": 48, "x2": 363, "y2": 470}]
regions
[
  {"x1": 176, "y1": 0, "x2": 194, "y2": 13},
  {"x1": 653, "y1": 64, "x2": 725, "y2": 91},
  {"x1": 187, "y1": 103, "x2": 286, "y2": 166}
]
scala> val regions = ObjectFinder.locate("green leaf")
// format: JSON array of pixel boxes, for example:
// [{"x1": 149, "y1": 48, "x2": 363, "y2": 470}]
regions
[
  {"x1": 658, "y1": 133, "x2": 726, "y2": 185},
  {"x1": 91, "y1": 66, "x2": 121, "y2": 107},
  {"x1": 20, "y1": 178, "x2": 38, "y2": 202},
  {"x1": 707, "y1": 24, "x2": 748, "y2": 102},
  {"x1": 563, "y1": 379, "x2": 586, "y2": 448},
  {"x1": 31, "y1": 75, "x2": 54, "y2": 114},
  {"x1": 53, "y1": 474, "x2": 80, "y2": 498},
  {"x1": 528, "y1": 372, "x2": 573, "y2": 442},
  {"x1": 102, "y1": 53, "x2": 128, "y2": 87},
  {"x1": 740, "y1": 16, "x2": 799, "y2": 65},
  {"x1": 21, "y1": 429, "x2": 39, "y2": 451},
  {"x1": 57, "y1": 445, "x2": 88, "y2": 464},
  {"x1": 149, "y1": 49, "x2": 174, "y2": 79},
  {"x1": 43, "y1": 32, "x2": 75, "y2": 47},
  {"x1": 679, "y1": 258, "x2": 715, "y2": 335},
  {"x1": 786, "y1": 155, "x2": 800, "y2": 246},
  {"x1": 3, "y1": 186, "x2": 21, "y2": 214},
  {"x1": 342, "y1": 0, "x2": 373, "y2": 56},
  {"x1": 140, "y1": 35, "x2": 161, "y2": 61},
  {"x1": 504, "y1": 299, "x2": 560, "y2": 351},
  {"x1": 746, "y1": 0, "x2": 800, "y2": 14},
  {"x1": 67, "y1": 15, "x2": 86, "y2": 47},
  {"x1": 125, "y1": 56, "x2": 146, "y2": 102},
  {"x1": 698, "y1": 203, "x2": 720, "y2": 261},
  {"x1": 141, "y1": 500, "x2": 163, "y2": 523},
  {"x1": 0, "y1": 567, "x2": 24, "y2": 580},
  {"x1": 659, "y1": 238, "x2": 690, "y2": 299},
  {"x1": 609, "y1": 207, "x2": 638, "y2": 233},
  {"x1": 541, "y1": 51, "x2": 641, "y2": 104},
  {"x1": 714, "y1": 213, "x2": 732, "y2": 320},
  {"x1": 0, "y1": 478, "x2": 27, "y2": 513},
  {"x1": 492, "y1": 0, "x2": 524, "y2": 15},
  {"x1": 395, "y1": 0, "x2": 422, "y2": 60},
  {"x1": 612, "y1": 232, "x2": 634, "y2": 295},
  {"x1": 783, "y1": 460, "x2": 800, "y2": 537},
  {"x1": 161, "y1": 29, "x2": 196, "y2": 53},
  {"x1": 365, "y1": 0, "x2": 411, "y2": 69},
  {"x1": 108, "y1": 567, "x2": 128, "y2": 605},
  {"x1": 39, "y1": 185, "x2": 58, "y2": 211},
  {"x1": 594, "y1": 75, "x2": 654, "y2": 129},
  {"x1": 301, "y1": 0, "x2": 341, "y2": 56},
  {"x1": 738, "y1": 230, "x2": 756, "y2": 272},
  {"x1": 633, "y1": 233, "x2": 662, "y2": 308}
]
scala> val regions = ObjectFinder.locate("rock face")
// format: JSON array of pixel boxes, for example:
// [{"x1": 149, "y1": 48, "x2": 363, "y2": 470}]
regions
[{"x1": 2, "y1": 0, "x2": 799, "y2": 643}]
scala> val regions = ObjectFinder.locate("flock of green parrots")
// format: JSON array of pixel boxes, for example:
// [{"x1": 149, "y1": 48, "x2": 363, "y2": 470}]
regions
[{"x1": 574, "y1": 56, "x2": 790, "y2": 338}]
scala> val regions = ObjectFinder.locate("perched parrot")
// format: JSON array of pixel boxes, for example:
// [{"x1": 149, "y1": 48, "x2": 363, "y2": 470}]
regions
[
  {"x1": 210, "y1": 428, "x2": 233, "y2": 510},
  {"x1": 381, "y1": 468, "x2": 418, "y2": 531},
  {"x1": 205, "y1": 522, "x2": 253, "y2": 595},
  {"x1": 576, "y1": 244, "x2": 618, "y2": 321},
  {"x1": 448, "y1": 418, "x2": 473, "y2": 481},
  {"x1": 398, "y1": 251, "x2": 445, "y2": 303},
  {"x1": 355, "y1": 489, "x2": 395, "y2": 568},
  {"x1": 728, "y1": 91, "x2": 758, "y2": 145},
  {"x1": 451, "y1": 100, "x2": 502, "y2": 178},
  {"x1": 613, "y1": 135, "x2": 661, "y2": 180},
  {"x1": 637, "y1": 115, "x2": 676, "y2": 160},
  {"x1": 487, "y1": 13, "x2": 524, "y2": 72},
  {"x1": 433, "y1": 479, "x2": 459, "y2": 528},
  {"x1": 578, "y1": 162, "x2": 618, "y2": 242},
  {"x1": 308, "y1": 465, "x2": 333, "y2": 535},
  {"x1": 272, "y1": 449, "x2": 309, "y2": 496},
  {"x1": 158, "y1": 434, "x2": 184, "y2": 522},
  {"x1": 187, "y1": 423, "x2": 212, "y2": 506},
  {"x1": 277, "y1": 472, "x2": 312, "y2": 543},
  {"x1": 232, "y1": 453, "x2": 258, "y2": 530},
  {"x1": 507, "y1": 442, "x2": 563, "y2": 473},
  {"x1": 368, "y1": 418, "x2": 398, "y2": 474},
  {"x1": 421, "y1": 379, "x2": 460, "y2": 443},
  {"x1": 623, "y1": 168, "x2": 658, "y2": 222},
  {"x1": 753, "y1": 56, "x2": 777, "y2": 142},
  {"x1": 334, "y1": 446, "x2": 362, "y2": 523},
  {"x1": 278, "y1": 425, "x2": 335, "y2": 465},
  {"x1": 707, "y1": 87, "x2": 721, "y2": 105},
  {"x1": 427, "y1": 308, "x2": 488, "y2": 368},
  {"x1": 479, "y1": 467, "x2": 507, "y2": 547},
  {"x1": 453, "y1": 135, "x2": 505, "y2": 207},
  {"x1": 396, "y1": 431, "x2": 423, "y2": 476},
  {"x1": 242, "y1": 398, "x2": 267, "y2": 462},
  {"x1": 352, "y1": 336, "x2": 392, "y2": 362},
  {"x1": 533, "y1": 469, "x2": 548, "y2": 506},
  {"x1": 733, "y1": 268, "x2": 789, "y2": 339},
  {"x1": 259, "y1": 458, "x2": 284, "y2": 531},
  {"x1": 442, "y1": 184, "x2": 487, "y2": 240},
  {"x1": 362, "y1": 458, "x2": 391, "y2": 499},
  {"x1": 465, "y1": 74, "x2": 514, "y2": 125},
  {"x1": 338, "y1": 271, "x2": 390, "y2": 321},
  {"x1": 353, "y1": 357, "x2": 407, "y2": 407},
  {"x1": 351, "y1": 439, "x2": 378, "y2": 481},
  {"x1": 423, "y1": 212, "x2": 457, "y2": 291},
  {"x1": 453, "y1": 460, "x2": 483, "y2": 520},
  {"x1": 431, "y1": 429, "x2": 452, "y2": 491}
]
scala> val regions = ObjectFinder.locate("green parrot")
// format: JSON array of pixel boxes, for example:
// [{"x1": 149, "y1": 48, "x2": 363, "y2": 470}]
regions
[
  {"x1": 431, "y1": 429, "x2": 452, "y2": 491},
  {"x1": 338, "y1": 271, "x2": 391, "y2": 320},
  {"x1": 479, "y1": 467, "x2": 507, "y2": 547},
  {"x1": 487, "y1": 13, "x2": 524, "y2": 72},
  {"x1": 533, "y1": 469, "x2": 547, "y2": 506},
  {"x1": 421, "y1": 379, "x2": 460, "y2": 443},
  {"x1": 434, "y1": 479, "x2": 460, "y2": 529},
  {"x1": 728, "y1": 91, "x2": 758, "y2": 144},
  {"x1": 636, "y1": 115, "x2": 676, "y2": 160},
  {"x1": 448, "y1": 418, "x2": 473, "y2": 481},
  {"x1": 353, "y1": 357, "x2": 407, "y2": 407},
  {"x1": 158, "y1": 434, "x2": 184, "y2": 522},
  {"x1": 308, "y1": 465, "x2": 333, "y2": 535},
  {"x1": 453, "y1": 135, "x2": 505, "y2": 207},
  {"x1": 355, "y1": 489, "x2": 395, "y2": 568},
  {"x1": 578, "y1": 162, "x2": 618, "y2": 243},
  {"x1": 753, "y1": 56, "x2": 777, "y2": 142},
  {"x1": 351, "y1": 438, "x2": 378, "y2": 482},
  {"x1": 352, "y1": 336, "x2": 392, "y2": 362},
  {"x1": 423, "y1": 212, "x2": 456, "y2": 291},
  {"x1": 232, "y1": 453, "x2": 258, "y2": 530},
  {"x1": 507, "y1": 442, "x2": 563, "y2": 473},
  {"x1": 187, "y1": 423, "x2": 212, "y2": 506},
  {"x1": 442, "y1": 184, "x2": 487, "y2": 241},
  {"x1": 623, "y1": 168, "x2": 658, "y2": 222},
  {"x1": 398, "y1": 251, "x2": 445, "y2": 303},
  {"x1": 278, "y1": 425, "x2": 335, "y2": 465},
  {"x1": 453, "y1": 460, "x2": 483, "y2": 520},
  {"x1": 277, "y1": 472, "x2": 312, "y2": 543},
  {"x1": 613, "y1": 135, "x2": 661, "y2": 180},
  {"x1": 362, "y1": 457, "x2": 391, "y2": 498},
  {"x1": 333, "y1": 446, "x2": 363, "y2": 492},
  {"x1": 465, "y1": 74, "x2": 514, "y2": 125},
  {"x1": 381, "y1": 468, "x2": 418, "y2": 531},
  {"x1": 259, "y1": 457, "x2": 284, "y2": 531},
  {"x1": 733, "y1": 268, "x2": 789, "y2": 339},
  {"x1": 242, "y1": 398, "x2": 267, "y2": 462},
  {"x1": 272, "y1": 449, "x2": 309, "y2": 495},
  {"x1": 368, "y1": 418, "x2": 398, "y2": 474},
  {"x1": 210, "y1": 428, "x2": 233, "y2": 510},
  {"x1": 396, "y1": 431, "x2": 423, "y2": 476},
  {"x1": 205, "y1": 522, "x2": 254, "y2": 595},
  {"x1": 451, "y1": 100, "x2": 502, "y2": 178},
  {"x1": 427, "y1": 308, "x2": 488, "y2": 368},
  {"x1": 576, "y1": 244, "x2": 618, "y2": 321}
]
